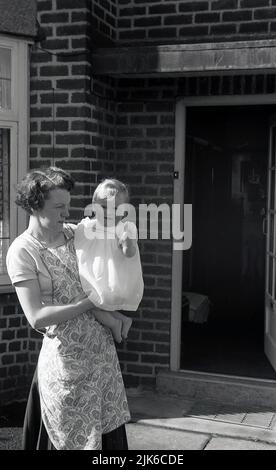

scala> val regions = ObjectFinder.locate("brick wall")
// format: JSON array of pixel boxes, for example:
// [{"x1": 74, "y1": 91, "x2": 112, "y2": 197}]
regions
[
  {"x1": 31, "y1": 0, "x2": 117, "y2": 218},
  {"x1": 91, "y1": 0, "x2": 117, "y2": 43},
  {"x1": 117, "y1": 0, "x2": 276, "y2": 44},
  {"x1": 114, "y1": 78, "x2": 177, "y2": 387},
  {"x1": 0, "y1": 294, "x2": 42, "y2": 404}
]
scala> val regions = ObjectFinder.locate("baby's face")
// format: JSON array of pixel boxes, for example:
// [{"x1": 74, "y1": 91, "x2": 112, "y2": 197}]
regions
[{"x1": 94, "y1": 192, "x2": 127, "y2": 227}]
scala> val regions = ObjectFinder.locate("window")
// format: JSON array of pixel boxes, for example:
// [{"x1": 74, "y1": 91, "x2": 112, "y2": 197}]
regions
[
  {"x1": 0, "y1": 36, "x2": 30, "y2": 289},
  {"x1": 0, "y1": 47, "x2": 11, "y2": 110},
  {"x1": 0, "y1": 128, "x2": 11, "y2": 274}
]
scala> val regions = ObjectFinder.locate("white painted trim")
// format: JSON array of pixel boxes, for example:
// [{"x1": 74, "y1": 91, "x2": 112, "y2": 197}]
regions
[
  {"x1": 170, "y1": 100, "x2": 186, "y2": 371},
  {"x1": 172, "y1": 93, "x2": 276, "y2": 372},
  {"x1": 177, "y1": 94, "x2": 276, "y2": 107},
  {"x1": 17, "y1": 41, "x2": 29, "y2": 236}
]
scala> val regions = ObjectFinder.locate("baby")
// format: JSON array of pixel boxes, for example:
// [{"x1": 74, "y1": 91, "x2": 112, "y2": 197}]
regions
[{"x1": 74, "y1": 178, "x2": 144, "y2": 343}]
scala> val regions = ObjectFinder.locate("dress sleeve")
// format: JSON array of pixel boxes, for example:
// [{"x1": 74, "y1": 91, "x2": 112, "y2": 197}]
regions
[{"x1": 6, "y1": 241, "x2": 37, "y2": 285}]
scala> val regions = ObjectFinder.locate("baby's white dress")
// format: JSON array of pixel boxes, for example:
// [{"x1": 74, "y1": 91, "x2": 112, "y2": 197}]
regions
[{"x1": 74, "y1": 218, "x2": 144, "y2": 311}]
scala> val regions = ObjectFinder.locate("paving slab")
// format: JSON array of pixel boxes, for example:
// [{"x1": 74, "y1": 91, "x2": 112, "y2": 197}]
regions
[
  {"x1": 127, "y1": 391, "x2": 276, "y2": 444},
  {"x1": 126, "y1": 423, "x2": 209, "y2": 450},
  {"x1": 205, "y1": 436, "x2": 276, "y2": 451},
  {"x1": 0, "y1": 428, "x2": 22, "y2": 450}
]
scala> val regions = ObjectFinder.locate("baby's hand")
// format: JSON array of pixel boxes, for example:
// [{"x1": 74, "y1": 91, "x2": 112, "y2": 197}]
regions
[
  {"x1": 117, "y1": 222, "x2": 137, "y2": 257},
  {"x1": 121, "y1": 221, "x2": 137, "y2": 239}
]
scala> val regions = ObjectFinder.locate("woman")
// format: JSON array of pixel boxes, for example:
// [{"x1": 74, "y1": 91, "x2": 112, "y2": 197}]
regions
[{"x1": 6, "y1": 167, "x2": 130, "y2": 450}]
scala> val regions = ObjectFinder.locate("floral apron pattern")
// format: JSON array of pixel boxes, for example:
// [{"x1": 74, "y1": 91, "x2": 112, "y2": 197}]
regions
[{"x1": 36, "y1": 227, "x2": 130, "y2": 450}]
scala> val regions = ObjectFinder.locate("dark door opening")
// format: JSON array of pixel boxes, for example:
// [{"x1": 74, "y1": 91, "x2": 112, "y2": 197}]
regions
[{"x1": 181, "y1": 105, "x2": 276, "y2": 380}]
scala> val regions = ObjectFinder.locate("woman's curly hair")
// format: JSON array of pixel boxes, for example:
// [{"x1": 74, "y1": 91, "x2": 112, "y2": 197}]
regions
[{"x1": 15, "y1": 166, "x2": 75, "y2": 214}]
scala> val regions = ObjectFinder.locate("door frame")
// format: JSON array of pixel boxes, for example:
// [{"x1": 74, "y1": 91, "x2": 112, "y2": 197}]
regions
[{"x1": 171, "y1": 93, "x2": 276, "y2": 372}]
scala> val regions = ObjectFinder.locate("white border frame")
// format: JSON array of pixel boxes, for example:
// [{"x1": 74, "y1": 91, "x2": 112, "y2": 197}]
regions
[{"x1": 171, "y1": 93, "x2": 276, "y2": 372}]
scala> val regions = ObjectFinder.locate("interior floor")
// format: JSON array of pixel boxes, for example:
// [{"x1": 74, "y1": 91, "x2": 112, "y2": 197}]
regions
[{"x1": 181, "y1": 319, "x2": 276, "y2": 380}]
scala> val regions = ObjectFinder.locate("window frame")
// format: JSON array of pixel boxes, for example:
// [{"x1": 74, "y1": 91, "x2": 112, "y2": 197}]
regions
[{"x1": 0, "y1": 35, "x2": 30, "y2": 291}]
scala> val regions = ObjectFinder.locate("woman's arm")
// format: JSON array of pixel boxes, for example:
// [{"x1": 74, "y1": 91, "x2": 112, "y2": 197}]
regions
[{"x1": 15, "y1": 279, "x2": 94, "y2": 329}]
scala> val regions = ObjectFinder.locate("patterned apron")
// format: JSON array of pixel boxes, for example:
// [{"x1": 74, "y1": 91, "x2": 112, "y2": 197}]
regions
[{"x1": 36, "y1": 227, "x2": 130, "y2": 450}]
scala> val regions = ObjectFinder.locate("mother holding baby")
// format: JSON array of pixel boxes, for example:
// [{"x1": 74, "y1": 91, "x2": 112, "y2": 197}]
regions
[{"x1": 6, "y1": 166, "x2": 143, "y2": 450}]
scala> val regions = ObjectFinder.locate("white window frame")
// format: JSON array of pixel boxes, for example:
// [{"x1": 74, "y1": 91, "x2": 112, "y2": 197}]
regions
[{"x1": 0, "y1": 35, "x2": 30, "y2": 291}]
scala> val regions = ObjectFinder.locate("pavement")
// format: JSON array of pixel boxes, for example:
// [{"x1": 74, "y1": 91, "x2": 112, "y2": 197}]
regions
[{"x1": 2, "y1": 389, "x2": 276, "y2": 450}]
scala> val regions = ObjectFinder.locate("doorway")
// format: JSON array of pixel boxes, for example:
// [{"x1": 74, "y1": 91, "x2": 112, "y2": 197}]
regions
[{"x1": 181, "y1": 105, "x2": 276, "y2": 380}]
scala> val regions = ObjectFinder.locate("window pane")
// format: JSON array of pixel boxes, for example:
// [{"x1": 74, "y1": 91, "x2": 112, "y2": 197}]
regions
[
  {"x1": 270, "y1": 169, "x2": 275, "y2": 211},
  {"x1": 272, "y1": 127, "x2": 276, "y2": 169},
  {"x1": 0, "y1": 48, "x2": 11, "y2": 110},
  {"x1": 269, "y1": 256, "x2": 274, "y2": 297},
  {"x1": 270, "y1": 214, "x2": 275, "y2": 254},
  {"x1": 0, "y1": 128, "x2": 10, "y2": 275}
]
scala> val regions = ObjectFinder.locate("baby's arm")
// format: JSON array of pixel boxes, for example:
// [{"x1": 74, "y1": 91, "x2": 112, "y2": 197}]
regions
[
  {"x1": 93, "y1": 309, "x2": 123, "y2": 343},
  {"x1": 93, "y1": 309, "x2": 132, "y2": 342},
  {"x1": 112, "y1": 311, "x2": 133, "y2": 339}
]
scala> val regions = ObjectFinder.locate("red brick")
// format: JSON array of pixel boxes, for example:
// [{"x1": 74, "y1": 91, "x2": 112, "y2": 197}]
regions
[
  {"x1": 240, "y1": 0, "x2": 269, "y2": 6},
  {"x1": 239, "y1": 21, "x2": 268, "y2": 33},
  {"x1": 120, "y1": 6, "x2": 146, "y2": 16},
  {"x1": 2, "y1": 330, "x2": 15, "y2": 340},
  {"x1": 8, "y1": 342, "x2": 21, "y2": 352},
  {"x1": 56, "y1": 0, "x2": 88, "y2": 9},
  {"x1": 40, "y1": 65, "x2": 68, "y2": 76},
  {"x1": 37, "y1": 0, "x2": 52, "y2": 11},
  {"x1": 40, "y1": 12, "x2": 69, "y2": 23},
  {"x1": 211, "y1": 0, "x2": 238, "y2": 8},
  {"x1": 2, "y1": 355, "x2": 14, "y2": 365},
  {"x1": 195, "y1": 12, "x2": 220, "y2": 23},
  {"x1": 41, "y1": 38, "x2": 69, "y2": 50},
  {"x1": 127, "y1": 364, "x2": 153, "y2": 374},
  {"x1": 179, "y1": 2, "x2": 209, "y2": 12},
  {"x1": 141, "y1": 354, "x2": 169, "y2": 364},
  {"x1": 254, "y1": 8, "x2": 276, "y2": 19}
]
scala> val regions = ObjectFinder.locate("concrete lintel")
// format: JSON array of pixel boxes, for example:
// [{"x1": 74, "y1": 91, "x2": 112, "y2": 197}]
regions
[{"x1": 92, "y1": 39, "x2": 276, "y2": 77}]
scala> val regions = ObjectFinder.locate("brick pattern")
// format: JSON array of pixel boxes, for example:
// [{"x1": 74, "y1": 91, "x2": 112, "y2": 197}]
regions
[
  {"x1": 117, "y1": 0, "x2": 276, "y2": 43},
  {"x1": 31, "y1": 0, "x2": 117, "y2": 220},
  {"x1": 0, "y1": 294, "x2": 42, "y2": 403},
  {"x1": 114, "y1": 78, "x2": 177, "y2": 388},
  {"x1": 91, "y1": 0, "x2": 117, "y2": 42}
]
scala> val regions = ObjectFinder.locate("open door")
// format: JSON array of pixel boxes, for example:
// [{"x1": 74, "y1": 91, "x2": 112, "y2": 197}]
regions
[{"x1": 265, "y1": 116, "x2": 276, "y2": 371}]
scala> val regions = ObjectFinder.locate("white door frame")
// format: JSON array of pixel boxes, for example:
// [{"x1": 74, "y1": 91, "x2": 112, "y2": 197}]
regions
[{"x1": 171, "y1": 93, "x2": 276, "y2": 372}]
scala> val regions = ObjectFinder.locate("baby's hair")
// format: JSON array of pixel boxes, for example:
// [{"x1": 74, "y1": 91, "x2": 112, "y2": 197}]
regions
[{"x1": 93, "y1": 178, "x2": 129, "y2": 203}]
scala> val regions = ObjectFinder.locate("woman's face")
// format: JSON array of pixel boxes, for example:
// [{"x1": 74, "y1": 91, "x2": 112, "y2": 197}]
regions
[{"x1": 35, "y1": 188, "x2": 71, "y2": 233}]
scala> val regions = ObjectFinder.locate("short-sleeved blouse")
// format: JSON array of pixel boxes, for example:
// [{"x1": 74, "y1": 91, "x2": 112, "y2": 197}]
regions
[{"x1": 6, "y1": 225, "x2": 78, "y2": 300}]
